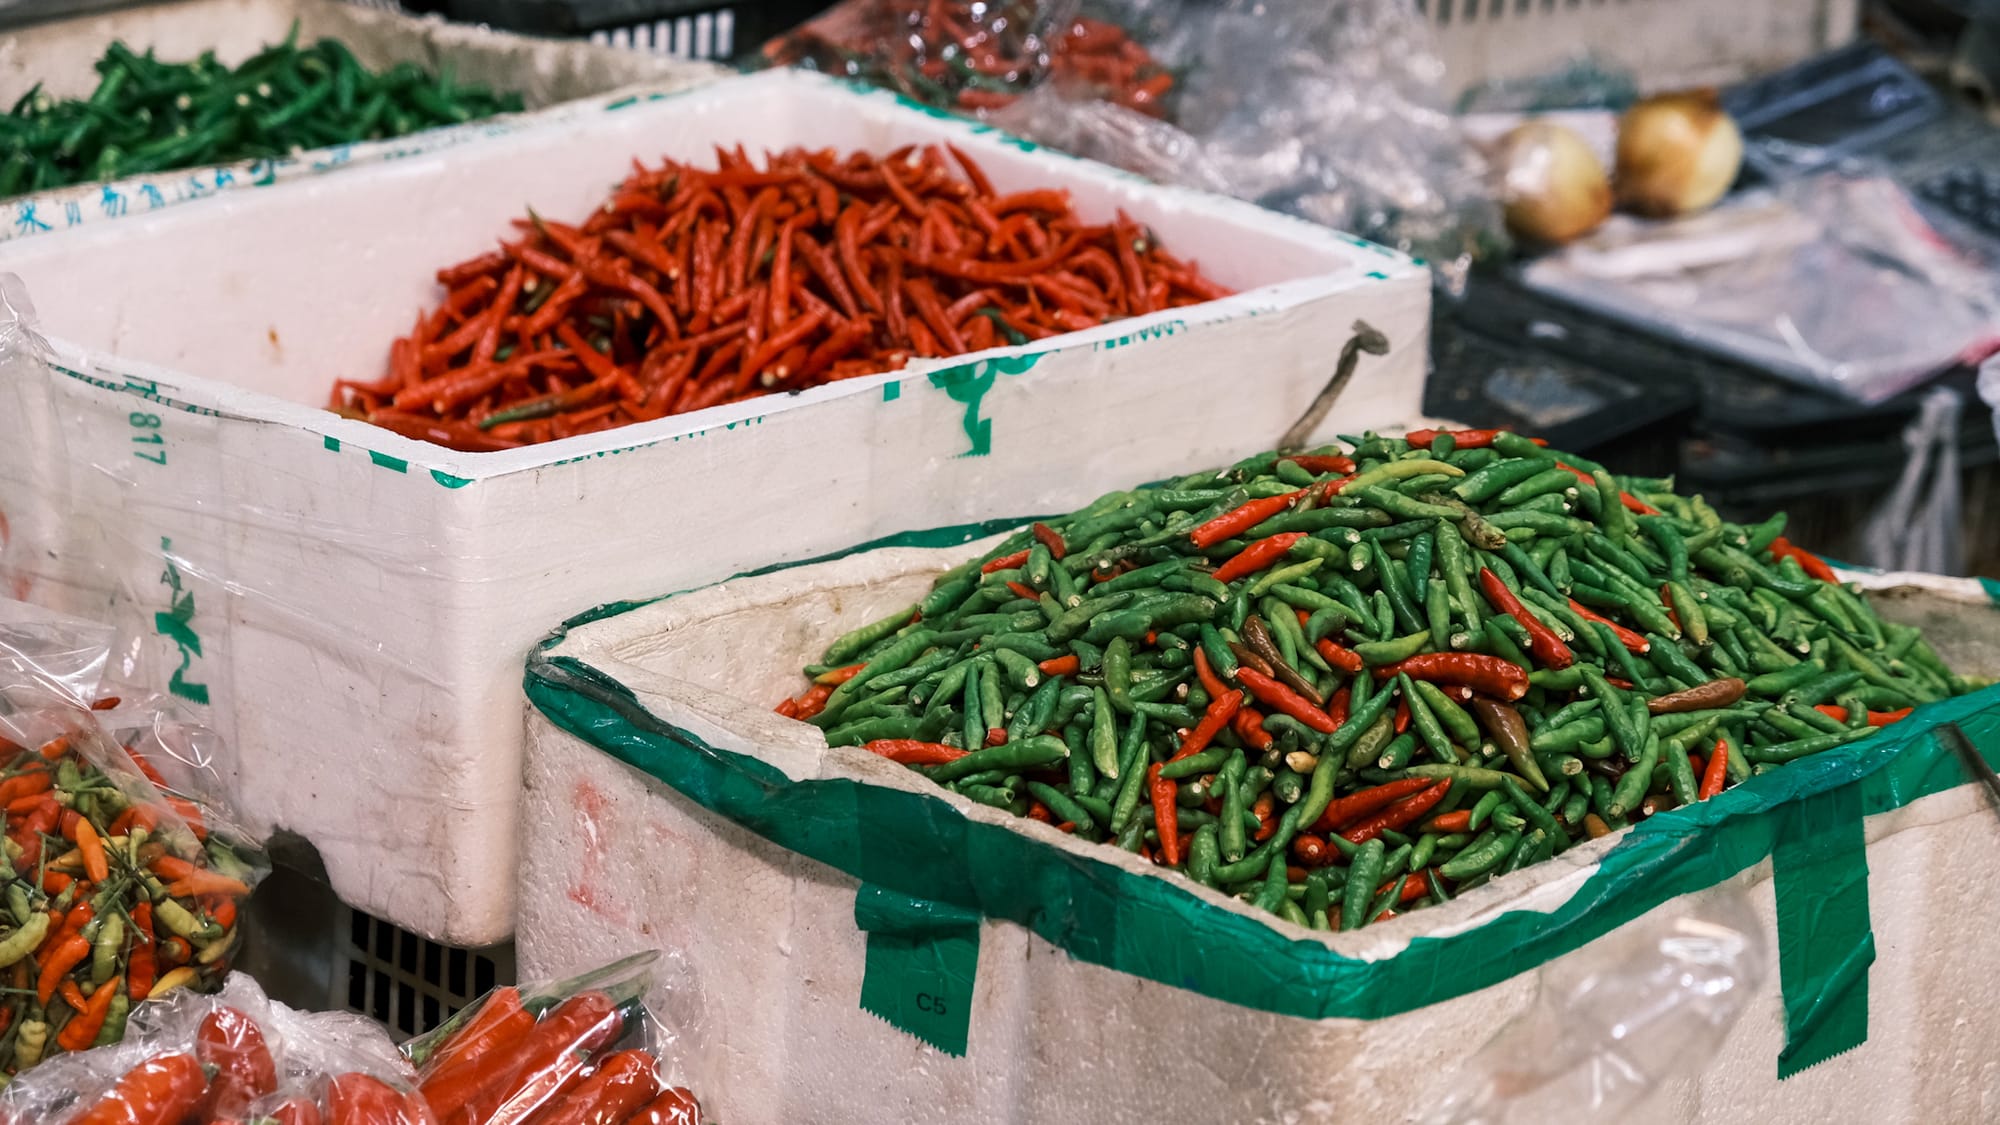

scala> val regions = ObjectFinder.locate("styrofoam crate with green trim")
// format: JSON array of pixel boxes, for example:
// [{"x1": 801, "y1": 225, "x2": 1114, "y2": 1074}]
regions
[
  {"x1": 0, "y1": 68, "x2": 1431, "y2": 944},
  {"x1": 0, "y1": 0, "x2": 725, "y2": 243},
  {"x1": 515, "y1": 529, "x2": 2000, "y2": 1124}
]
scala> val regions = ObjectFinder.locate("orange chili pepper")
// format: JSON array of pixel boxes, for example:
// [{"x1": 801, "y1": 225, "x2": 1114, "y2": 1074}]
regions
[{"x1": 75, "y1": 817, "x2": 109, "y2": 884}]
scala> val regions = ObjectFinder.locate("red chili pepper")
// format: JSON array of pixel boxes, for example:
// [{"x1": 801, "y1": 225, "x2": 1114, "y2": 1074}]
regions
[
  {"x1": 861, "y1": 740, "x2": 970, "y2": 766},
  {"x1": 1038, "y1": 654, "x2": 1080, "y2": 677},
  {"x1": 1211, "y1": 532, "x2": 1307, "y2": 584},
  {"x1": 1149, "y1": 764, "x2": 1180, "y2": 866},
  {"x1": 1171, "y1": 690, "x2": 1243, "y2": 761},
  {"x1": 1769, "y1": 536, "x2": 1839, "y2": 583},
  {"x1": 1291, "y1": 834, "x2": 1332, "y2": 866},
  {"x1": 1031, "y1": 522, "x2": 1068, "y2": 561},
  {"x1": 457, "y1": 991, "x2": 625, "y2": 1123},
  {"x1": 1404, "y1": 427, "x2": 1511, "y2": 449},
  {"x1": 37, "y1": 931, "x2": 88, "y2": 1004},
  {"x1": 1478, "y1": 569, "x2": 1574, "y2": 669},
  {"x1": 1424, "y1": 809, "x2": 1473, "y2": 834},
  {"x1": 195, "y1": 1006, "x2": 280, "y2": 1116},
  {"x1": 789, "y1": 683, "x2": 835, "y2": 721},
  {"x1": 1004, "y1": 580, "x2": 1039, "y2": 601},
  {"x1": 1188, "y1": 492, "x2": 1303, "y2": 549},
  {"x1": 1340, "y1": 780, "x2": 1452, "y2": 845},
  {"x1": 419, "y1": 986, "x2": 533, "y2": 1086},
  {"x1": 327, "y1": 1072, "x2": 427, "y2": 1125},
  {"x1": 58, "y1": 974, "x2": 123, "y2": 1053},
  {"x1": 1377, "y1": 873, "x2": 1430, "y2": 904},
  {"x1": 1233, "y1": 668, "x2": 1338, "y2": 734},
  {"x1": 1568, "y1": 599, "x2": 1651, "y2": 655},
  {"x1": 1621, "y1": 492, "x2": 1660, "y2": 516},
  {"x1": 1231, "y1": 707, "x2": 1274, "y2": 751},
  {"x1": 528, "y1": 1048, "x2": 663, "y2": 1125},
  {"x1": 1312, "y1": 777, "x2": 1435, "y2": 833},
  {"x1": 1281, "y1": 454, "x2": 1356, "y2": 475},
  {"x1": 1394, "y1": 697, "x2": 1411, "y2": 735},
  {"x1": 70, "y1": 1053, "x2": 208, "y2": 1125},
  {"x1": 813, "y1": 663, "x2": 866, "y2": 686},
  {"x1": 1371, "y1": 652, "x2": 1529, "y2": 700},
  {"x1": 981, "y1": 549, "x2": 1030, "y2": 574},
  {"x1": 1251, "y1": 792, "x2": 1277, "y2": 841},
  {"x1": 629, "y1": 1087, "x2": 703, "y2": 1125},
  {"x1": 1313, "y1": 637, "x2": 1365, "y2": 675},
  {"x1": 1814, "y1": 704, "x2": 1913, "y2": 728},
  {"x1": 1192, "y1": 647, "x2": 1228, "y2": 699},
  {"x1": 264, "y1": 1098, "x2": 325, "y2": 1125},
  {"x1": 1325, "y1": 685, "x2": 1351, "y2": 729}
]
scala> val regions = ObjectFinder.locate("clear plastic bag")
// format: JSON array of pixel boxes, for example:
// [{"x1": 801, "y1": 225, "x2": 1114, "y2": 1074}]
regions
[
  {"x1": 1520, "y1": 172, "x2": 2000, "y2": 403},
  {"x1": 764, "y1": 0, "x2": 1498, "y2": 284},
  {"x1": 0, "y1": 599, "x2": 269, "y2": 1074},
  {"x1": 0, "y1": 972, "x2": 428, "y2": 1124},
  {"x1": 764, "y1": 0, "x2": 1177, "y2": 120},
  {"x1": 403, "y1": 951, "x2": 702, "y2": 1125},
  {"x1": 1423, "y1": 889, "x2": 1767, "y2": 1124}
]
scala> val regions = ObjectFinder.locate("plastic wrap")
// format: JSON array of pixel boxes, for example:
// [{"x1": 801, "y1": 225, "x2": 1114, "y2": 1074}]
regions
[
  {"x1": 1520, "y1": 172, "x2": 2000, "y2": 403},
  {"x1": 765, "y1": 0, "x2": 1497, "y2": 284},
  {"x1": 403, "y1": 951, "x2": 703, "y2": 1125},
  {"x1": 0, "y1": 598, "x2": 269, "y2": 1073},
  {"x1": 0, "y1": 972, "x2": 428, "y2": 1124},
  {"x1": 1424, "y1": 892, "x2": 1765, "y2": 1123}
]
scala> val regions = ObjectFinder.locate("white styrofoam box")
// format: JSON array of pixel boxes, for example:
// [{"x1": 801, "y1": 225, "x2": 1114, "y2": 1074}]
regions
[
  {"x1": 515, "y1": 538, "x2": 2000, "y2": 1125},
  {"x1": 1428, "y1": 0, "x2": 1858, "y2": 101},
  {"x1": 0, "y1": 0, "x2": 724, "y2": 243},
  {"x1": 0, "y1": 68, "x2": 1431, "y2": 943}
]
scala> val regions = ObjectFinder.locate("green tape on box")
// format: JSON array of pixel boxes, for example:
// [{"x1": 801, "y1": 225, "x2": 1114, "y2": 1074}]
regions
[
  {"x1": 1773, "y1": 782, "x2": 1872, "y2": 1078},
  {"x1": 524, "y1": 518, "x2": 2000, "y2": 1042},
  {"x1": 856, "y1": 883, "x2": 979, "y2": 1056}
]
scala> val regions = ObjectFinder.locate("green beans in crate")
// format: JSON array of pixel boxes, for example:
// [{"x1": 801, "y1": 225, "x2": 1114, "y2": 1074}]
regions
[
  {"x1": 0, "y1": 26, "x2": 524, "y2": 196},
  {"x1": 774, "y1": 428, "x2": 1976, "y2": 930}
]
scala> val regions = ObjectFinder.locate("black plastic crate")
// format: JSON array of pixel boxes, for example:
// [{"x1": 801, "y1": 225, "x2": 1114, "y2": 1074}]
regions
[{"x1": 404, "y1": 0, "x2": 831, "y2": 59}]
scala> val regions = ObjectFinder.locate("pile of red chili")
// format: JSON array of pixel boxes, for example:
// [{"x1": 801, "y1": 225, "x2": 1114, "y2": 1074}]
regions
[
  {"x1": 765, "y1": 1, "x2": 1175, "y2": 119},
  {"x1": 329, "y1": 143, "x2": 1230, "y2": 451}
]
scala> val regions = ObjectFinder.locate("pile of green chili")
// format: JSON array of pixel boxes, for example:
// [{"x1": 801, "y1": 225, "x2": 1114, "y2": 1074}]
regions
[
  {"x1": 777, "y1": 427, "x2": 1972, "y2": 932},
  {"x1": 1, "y1": 27, "x2": 525, "y2": 197}
]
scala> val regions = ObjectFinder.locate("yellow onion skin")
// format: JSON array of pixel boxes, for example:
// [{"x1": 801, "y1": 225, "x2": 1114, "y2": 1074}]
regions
[
  {"x1": 1495, "y1": 120, "x2": 1613, "y2": 246},
  {"x1": 1615, "y1": 90, "x2": 1745, "y2": 218}
]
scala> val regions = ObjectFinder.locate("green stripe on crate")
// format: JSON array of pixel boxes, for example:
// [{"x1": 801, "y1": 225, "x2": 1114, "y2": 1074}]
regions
[
  {"x1": 525, "y1": 517, "x2": 2000, "y2": 1048},
  {"x1": 367, "y1": 450, "x2": 408, "y2": 473},
  {"x1": 1981, "y1": 577, "x2": 2000, "y2": 607}
]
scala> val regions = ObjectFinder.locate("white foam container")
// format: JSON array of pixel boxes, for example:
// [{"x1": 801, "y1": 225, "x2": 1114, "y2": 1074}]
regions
[
  {"x1": 0, "y1": 68, "x2": 1431, "y2": 943},
  {"x1": 0, "y1": 0, "x2": 723, "y2": 243},
  {"x1": 516, "y1": 544, "x2": 2000, "y2": 1124}
]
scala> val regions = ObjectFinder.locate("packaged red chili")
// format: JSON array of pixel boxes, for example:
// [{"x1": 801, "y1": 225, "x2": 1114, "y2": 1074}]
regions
[{"x1": 403, "y1": 951, "x2": 703, "y2": 1125}]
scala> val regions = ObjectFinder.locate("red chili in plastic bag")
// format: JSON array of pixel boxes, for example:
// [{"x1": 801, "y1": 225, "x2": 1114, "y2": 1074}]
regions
[
  {"x1": 70, "y1": 1052, "x2": 208, "y2": 1125},
  {"x1": 196, "y1": 1005, "x2": 280, "y2": 1116}
]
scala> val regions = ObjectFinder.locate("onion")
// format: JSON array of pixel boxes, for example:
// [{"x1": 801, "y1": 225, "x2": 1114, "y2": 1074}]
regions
[
  {"x1": 1615, "y1": 91, "x2": 1744, "y2": 218},
  {"x1": 1492, "y1": 120, "x2": 1613, "y2": 247}
]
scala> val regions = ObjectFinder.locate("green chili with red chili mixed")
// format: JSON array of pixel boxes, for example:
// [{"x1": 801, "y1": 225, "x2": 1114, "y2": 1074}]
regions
[{"x1": 777, "y1": 428, "x2": 1973, "y2": 930}]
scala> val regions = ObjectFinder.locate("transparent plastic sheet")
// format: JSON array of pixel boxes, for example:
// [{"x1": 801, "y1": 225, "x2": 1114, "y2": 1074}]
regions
[
  {"x1": 1859, "y1": 386, "x2": 1965, "y2": 576},
  {"x1": 1423, "y1": 891, "x2": 1766, "y2": 1124},
  {"x1": 0, "y1": 972, "x2": 429, "y2": 1124},
  {"x1": 0, "y1": 599, "x2": 270, "y2": 1074},
  {"x1": 1520, "y1": 172, "x2": 2000, "y2": 403},
  {"x1": 402, "y1": 951, "x2": 705, "y2": 1125},
  {"x1": 766, "y1": 0, "x2": 1499, "y2": 287}
]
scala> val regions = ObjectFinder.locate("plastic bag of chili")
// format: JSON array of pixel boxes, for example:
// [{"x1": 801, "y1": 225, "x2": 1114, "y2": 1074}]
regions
[
  {"x1": 401, "y1": 950, "x2": 703, "y2": 1125},
  {"x1": 0, "y1": 972, "x2": 427, "y2": 1124},
  {"x1": 0, "y1": 600, "x2": 272, "y2": 1074}
]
